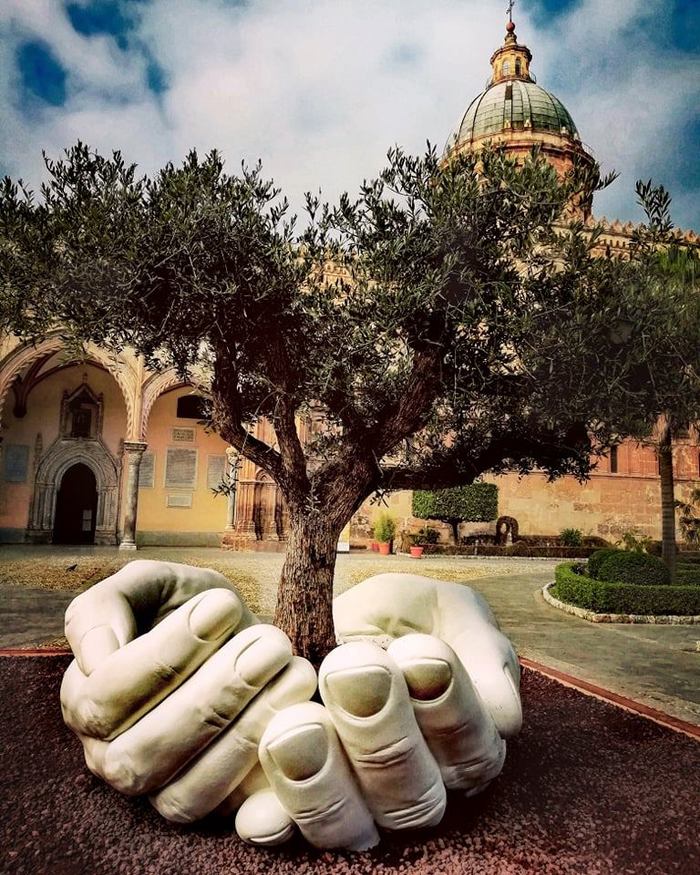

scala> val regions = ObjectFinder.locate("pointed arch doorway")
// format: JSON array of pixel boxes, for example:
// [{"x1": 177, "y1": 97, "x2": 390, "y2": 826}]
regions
[{"x1": 53, "y1": 463, "x2": 98, "y2": 544}]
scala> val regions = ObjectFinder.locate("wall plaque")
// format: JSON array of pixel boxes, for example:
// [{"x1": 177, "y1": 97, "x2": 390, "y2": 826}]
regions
[
  {"x1": 172, "y1": 427, "x2": 195, "y2": 443},
  {"x1": 3, "y1": 444, "x2": 30, "y2": 483},
  {"x1": 207, "y1": 454, "x2": 227, "y2": 490},
  {"x1": 165, "y1": 448, "x2": 197, "y2": 488},
  {"x1": 167, "y1": 493, "x2": 193, "y2": 508},
  {"x1": 138, "y1": 452, "x2": 155, "y2": 488}
]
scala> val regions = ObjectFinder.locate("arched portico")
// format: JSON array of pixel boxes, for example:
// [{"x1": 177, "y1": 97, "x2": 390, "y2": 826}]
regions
[{"x1": 28, "y1": 437, "x2": 121, "y2": 545}]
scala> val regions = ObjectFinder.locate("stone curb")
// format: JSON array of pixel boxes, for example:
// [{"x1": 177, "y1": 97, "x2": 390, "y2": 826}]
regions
[{"x1": 542, "y1": 582, "x2": 700, "y2": 625}]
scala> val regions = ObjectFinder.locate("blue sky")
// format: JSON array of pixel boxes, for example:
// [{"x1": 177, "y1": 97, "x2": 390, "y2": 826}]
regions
[{"x1": 1, "y1": 0, "x2": 699, "y2": 229}]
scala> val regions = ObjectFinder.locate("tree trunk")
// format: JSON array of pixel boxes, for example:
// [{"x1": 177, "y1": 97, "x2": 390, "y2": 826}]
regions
[
  {"x1": 658, "y1": 426, "x2": 677, "y2": 581},
  {"x1": 274, "y1": 510, "x2": 345, "y2": 668},
  {"x1": 449, "y1": 519, "x2": 460, "y2": 545}
]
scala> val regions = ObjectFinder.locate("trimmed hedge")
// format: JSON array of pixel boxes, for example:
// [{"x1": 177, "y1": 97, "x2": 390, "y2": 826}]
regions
[
  {"x1": 412, "y1": 484, "x2": 498, "y2": 524},
  {"x1": 552, "y1": 563, "x2": 700, "y2": 616},
  {"x1": 421, "y1": 543, "x2": 597, "y2": 558},
  {"x1": 675, "y1": 564, "x2": 700, "y2": 586},
  {"x1": 587, "y1": 548, "x2": 619, "y2": 579},
  {"x1": 596, "y1": 550, "x2": 670, "y2": 586}
]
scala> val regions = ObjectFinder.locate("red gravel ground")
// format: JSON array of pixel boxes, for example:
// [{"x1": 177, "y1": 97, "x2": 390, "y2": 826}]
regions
[{"x1": 1, "y1": 656, "x2": 699, "y2": 875}]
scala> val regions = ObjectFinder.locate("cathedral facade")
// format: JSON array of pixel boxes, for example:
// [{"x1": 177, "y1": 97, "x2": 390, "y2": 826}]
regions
[{"x1": 0, "y1": 20, "x2": 698, "y2": 549}]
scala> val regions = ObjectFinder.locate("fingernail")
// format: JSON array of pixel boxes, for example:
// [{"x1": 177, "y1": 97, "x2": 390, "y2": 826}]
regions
[
  {"x1": 79, "y1": 625, "x2": 119, "y2": 674},
  {"x1": 267, "y1": 724, "x2": 328, "y2": 780},
  {"x1": 235, "y1": 631, "x2": 291, "y2": 686},
  {"x1": 189, "y1": 589, "x2": 241, "y2": 641},
  {"x1": 323, "y1": 667, "x2": 392, "y2": 717},
  {"x1": 402, "y1": 658, "x2": 452, "y2": 701}
]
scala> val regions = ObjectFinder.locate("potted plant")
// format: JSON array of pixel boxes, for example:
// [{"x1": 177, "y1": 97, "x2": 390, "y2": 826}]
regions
[
  {"x1": 374, "y1": 512, "x2": 397, "y2": 555},
  {"x1": 410, "y1": 541, "x2": 424, "y2": 558}
]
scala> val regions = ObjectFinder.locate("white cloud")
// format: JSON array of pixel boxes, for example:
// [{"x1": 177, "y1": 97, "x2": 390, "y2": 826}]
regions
[{"x1": 1, "y1": 0, "x2": 697, "y2": 229}]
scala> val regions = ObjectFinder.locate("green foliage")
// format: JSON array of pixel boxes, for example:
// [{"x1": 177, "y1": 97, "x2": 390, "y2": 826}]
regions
[
  {"x1": 595, "y1": 550, "x2": 671, "y2": 586},
  {"x1": 674, "y1": 564, "x2": 700, "y2": 586},
  {"x1": 587, "y1": 548, "x2": 620, "y2": 579},
  {"x1": 416, "y1": 526, "x2": 440, "y2": 544},
  {"x1": 559, "y1": 528, "x2": 583, "y2": 547},
  {"x1": 553, "y1": 563, "x2": 700, "y2": 616},
  {"x1": 676, "y1": 487, "x2": 700, "y2": 545},
  {"x1": 615, "y1": 529, "x2": 653, "y2": 554},
  {"x1": 373, "y1": 512, "x2": 397, "y2": 543},
  {"x1": 412, "y1": 484, "x2": 498, "y2": 523}
]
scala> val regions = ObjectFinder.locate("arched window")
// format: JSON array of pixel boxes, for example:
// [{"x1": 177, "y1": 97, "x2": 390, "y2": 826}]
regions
[
  {"x1": 515, "y1": 59, "x2": 521, "y2": 76},
  {"x1": 502, "y1": 60, "x2": 511, "y2": 76}
]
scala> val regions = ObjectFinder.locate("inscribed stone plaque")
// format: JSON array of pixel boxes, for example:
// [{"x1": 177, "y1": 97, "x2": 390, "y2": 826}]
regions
[
  {"x1": 138, "y1": 452, "x2": 155, "y2": 488},
  {"x1": 165, "y1": 448, "x2": 197, "y2": 488},
  {"x1": 172, "y1": 427, "x2": 195, "y2": 443},
  {"x1": 207, "y1": 454, "x2": 227, "y2": 490},
  {"x1": 3, "y1": 444, "x2": 30, "y2": 483},
  {"x1": 167, "y1": 493, "x2": 193, "y2": 508}
]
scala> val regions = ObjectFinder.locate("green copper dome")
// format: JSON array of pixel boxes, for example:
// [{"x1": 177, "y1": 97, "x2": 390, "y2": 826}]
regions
[{"x1": 453, "y1": 79, "x2": 580, "y2": 145}]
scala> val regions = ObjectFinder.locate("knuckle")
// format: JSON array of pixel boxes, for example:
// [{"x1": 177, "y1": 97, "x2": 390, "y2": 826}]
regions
[
  {"x1": 76, "y1": 697, "x2": 111, "y2": 739},
  {"x1": 102, "y1": 750, "x2": 141, "y2": 796}
]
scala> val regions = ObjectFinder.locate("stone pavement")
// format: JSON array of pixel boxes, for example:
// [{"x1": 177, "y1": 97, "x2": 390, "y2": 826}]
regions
[{"x1": 1, "y1": 546, "x2": 698, "y2": 725}]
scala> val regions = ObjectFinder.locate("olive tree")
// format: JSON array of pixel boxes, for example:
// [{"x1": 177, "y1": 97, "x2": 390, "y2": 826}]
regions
[{"x1": 0, "y1": 143, "x2": 682, "y2": 661}]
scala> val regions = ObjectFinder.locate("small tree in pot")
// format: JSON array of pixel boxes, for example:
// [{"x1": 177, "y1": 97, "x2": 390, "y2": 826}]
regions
[{"x1": 374, "y1": 512, "x2": 397, "y2": 555}]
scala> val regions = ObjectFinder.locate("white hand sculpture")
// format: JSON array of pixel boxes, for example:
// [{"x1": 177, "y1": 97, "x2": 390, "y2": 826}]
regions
[
  {"x1": 60, "y1": 560, "x2": 317, "y2": 820},
  {"x1": 61, "y1": 566, "x2": 521, "y2": 853},
  {"x1": 236, "y1": 573, "x2": 521, "y2": 851}
]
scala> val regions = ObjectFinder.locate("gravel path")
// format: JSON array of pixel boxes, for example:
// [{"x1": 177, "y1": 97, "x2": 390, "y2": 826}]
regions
[{"x1": 2, "y1": 655, "x2": 698, "y2": 875}]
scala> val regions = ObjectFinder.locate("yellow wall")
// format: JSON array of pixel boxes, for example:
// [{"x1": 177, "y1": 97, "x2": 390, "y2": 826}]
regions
[
  {"x1": 0, "y1": 363, "x2": 126, "y2": 532},
  {"x1": 136, "y1": 387, "x2": 230, "y2": 539}
]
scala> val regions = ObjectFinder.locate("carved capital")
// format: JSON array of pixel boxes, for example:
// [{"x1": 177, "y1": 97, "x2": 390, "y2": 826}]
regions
[{"x1": 123, "y1": 441, "x2": 148, "y2": 457}]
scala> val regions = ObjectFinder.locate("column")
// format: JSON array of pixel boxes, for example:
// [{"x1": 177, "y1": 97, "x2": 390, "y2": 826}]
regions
[
  {"x1": 120, "y1": 440, "x2": 147, "y2": 551},
  {"x1": 225, "y1": 447, "x2": 238, "y2": 531}
]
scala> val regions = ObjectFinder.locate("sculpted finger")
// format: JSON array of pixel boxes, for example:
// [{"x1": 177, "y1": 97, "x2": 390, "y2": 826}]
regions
[
  {"x1": 65, "y1": 589, "x2": 136, "y2": 676},
  {"x1": 258, "y1": 701, "x2": 379, "y2": 851},
  {"x1": 101, "y1": 625, "x2": 291, "y2": 796},
  {"x1": 76, "y1": 588, "x2": 244, "y2": 740},
  {"x1": 151, "y1": 656, "x2": 316, "y2": 823},
  {"x1": 215, "y1": 762, "x2": 270, "y2": 818},
  {"x1": 319, "y1": 642, "x2": 446, "y2": 831},
  {"x1": 235, "y1": 790, "x2": 296, "y2": 847},
  {"x1": 65, "y1": 560, "x2": 258, "y2": 676},
  {"x1": 387, "y1": 634, "x2": 506, "y2": 794},
  {"x1": 446, "y1": 626, "x2": 522, "y2": 739}
]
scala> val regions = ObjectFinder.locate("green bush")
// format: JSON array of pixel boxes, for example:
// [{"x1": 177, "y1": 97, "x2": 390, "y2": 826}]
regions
[
  {"x1": 552, "y1": 563, "x2": 700, "y2": 615},
  {"x1": 587, "y1": 548, "x2": 620, "y2": 579},
  {"x1": 674, "y1": 564, "x2": 700, "y2": 586},
  {"x1": 596, "y1": 550, "x2": 670, "y2": 586},
  {"x1": 416, "y1": 526, "x2": 440, "y2": 544},
  {"x1": 560, "y1": 528, "x2": 583, "y2": 547},
  {"x1": 373, "y1": 512, "x2": 397, "y2": 543}
]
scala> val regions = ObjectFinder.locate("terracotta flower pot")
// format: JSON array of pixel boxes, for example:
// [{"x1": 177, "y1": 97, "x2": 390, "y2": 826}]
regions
[
  {"x1": 370, "y1": 540, "x2": 379, "y2": 552},
  {"x1": 378, "y1": 542, "x2": 391, "y2": 555},
  {"x1": 410, "y1": 545, "x2": 424, "y2": 558}
]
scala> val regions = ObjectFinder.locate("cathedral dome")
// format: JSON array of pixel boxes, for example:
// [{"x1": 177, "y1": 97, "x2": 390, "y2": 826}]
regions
[
  {"x1": 445, "y1": 15, "x2": 590, "y2": 173},
  {"x1": 453, "y1": 79, "x2": 580, "y2": 146}
]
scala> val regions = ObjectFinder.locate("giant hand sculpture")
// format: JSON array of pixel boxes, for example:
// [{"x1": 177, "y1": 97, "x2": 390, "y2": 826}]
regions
[{"x1": 61, "y1": 562, "x2": 522, "y2": 852}]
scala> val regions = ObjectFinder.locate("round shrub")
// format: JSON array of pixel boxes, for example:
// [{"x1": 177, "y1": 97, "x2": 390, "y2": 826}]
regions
[
  {"x1": 596, "y1": 551, "x2": 671, "y2": 586},
  {"x1": 587, "y1": 548, "x2": 620, "y2": 579}
]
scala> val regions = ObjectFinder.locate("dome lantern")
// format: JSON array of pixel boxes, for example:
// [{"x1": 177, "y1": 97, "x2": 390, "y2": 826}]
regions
[{"x1": 489, "y1": 15, "x2": 533, "y2": 85}]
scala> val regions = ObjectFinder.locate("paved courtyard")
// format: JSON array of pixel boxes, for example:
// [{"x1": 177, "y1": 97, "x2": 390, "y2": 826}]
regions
[{"x1": 1, "y1": 546, "x2": 698, "y2": 725}]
